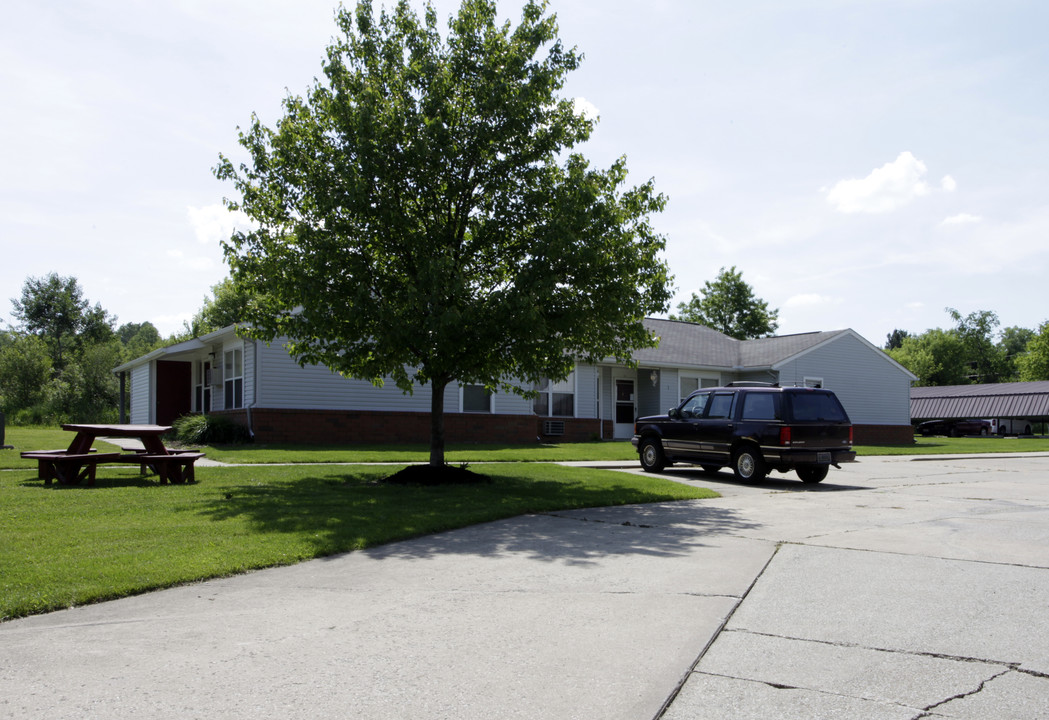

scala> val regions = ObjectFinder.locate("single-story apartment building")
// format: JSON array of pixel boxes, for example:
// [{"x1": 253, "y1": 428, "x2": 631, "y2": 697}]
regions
[{"x1": 113, "y1": 317, "x2": 917, "y2": 445}]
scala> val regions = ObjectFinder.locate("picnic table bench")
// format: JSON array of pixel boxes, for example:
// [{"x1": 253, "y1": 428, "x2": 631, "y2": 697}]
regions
[
  {"x1": 21, "y1": 424, "x2": 205, "y2": 486},
  {"x1": 21, "y1": 450, "x2": 123, "y2": 486}
]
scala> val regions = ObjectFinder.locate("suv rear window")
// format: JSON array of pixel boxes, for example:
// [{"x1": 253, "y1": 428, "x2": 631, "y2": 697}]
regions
[{"x1": 788, "y1": 391, "x2": 848, "y2": 422}]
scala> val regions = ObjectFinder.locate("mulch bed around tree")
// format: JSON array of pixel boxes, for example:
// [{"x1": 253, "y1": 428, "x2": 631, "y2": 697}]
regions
[{"x1": 382, "y1": 464, "x2": 492, "y2": 486}]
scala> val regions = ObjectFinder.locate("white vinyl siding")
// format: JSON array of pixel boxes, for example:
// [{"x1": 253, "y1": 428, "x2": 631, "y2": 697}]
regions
[
  {"x1": 254, "y1": 340, "x2": 536, "y2": 416},
  {"x1": 775, "y1": 334, "x2": 911, "y2": 425},
  {"x1": 129, "y1": 363, "x2": 151, "y2": 424},
  {"x1": 255, "y1": 341, "x2": 439, "y2": 412},
  {"x1": 573, "y1": 364, "x2": 598, "y2": 419}
]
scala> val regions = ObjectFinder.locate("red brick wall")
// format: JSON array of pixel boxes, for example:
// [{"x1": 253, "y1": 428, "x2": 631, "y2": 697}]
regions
[
  {"x1": 215, "y1": 408, "x2": 605, "y2": 445},
  {"x1": 214, "y1": 410, "x2": 911, "y2": 446},
  {"x1": 853, "y1": 424, "x2": 914, "y2": 446}
]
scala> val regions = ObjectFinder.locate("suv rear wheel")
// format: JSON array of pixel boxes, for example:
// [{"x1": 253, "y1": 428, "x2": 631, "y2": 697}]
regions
[
  {"x1": 732, "y1": 446, "x2": 766, "y2": 481},
  {"x1": 639, "y1": 438, "x2": 666, "y2": 473},
  {"x1": 796, "y1": 465, "x2": 829, "y2": 483}
]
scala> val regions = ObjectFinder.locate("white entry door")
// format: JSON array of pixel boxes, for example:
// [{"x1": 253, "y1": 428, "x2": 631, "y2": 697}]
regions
[{"x1": 614, "y1": 377, "x2": 636, "y2": 439}]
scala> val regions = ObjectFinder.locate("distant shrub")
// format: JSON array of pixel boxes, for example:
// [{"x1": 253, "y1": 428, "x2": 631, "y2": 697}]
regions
[{"x1": 172, "y1": 414, "x2": 251, "y2": 445}]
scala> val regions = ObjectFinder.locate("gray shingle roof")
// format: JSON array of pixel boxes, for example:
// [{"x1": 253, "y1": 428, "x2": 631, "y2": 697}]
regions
[
  {"x1": 633, "y1": 319, "x2": 739, "y2": 367},
  {"x1": 634, "y1": 318, "x2": 850, "y2": 370}
]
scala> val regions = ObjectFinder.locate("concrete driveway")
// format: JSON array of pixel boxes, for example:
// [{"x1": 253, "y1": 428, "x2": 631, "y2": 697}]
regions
[{"x1": 2, "y1": 454, "x2": 1048, "y2": 719}]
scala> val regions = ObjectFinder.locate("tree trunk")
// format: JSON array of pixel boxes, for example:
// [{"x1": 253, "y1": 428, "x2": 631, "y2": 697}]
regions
[{"x1": 429, "y1": 380, "x2": 447, "y2": 467}]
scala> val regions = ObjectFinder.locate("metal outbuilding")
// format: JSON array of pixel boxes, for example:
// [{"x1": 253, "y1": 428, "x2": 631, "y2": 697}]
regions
[{"x1": 911, "y1": 382, "x2": 1049, "y2": 421}]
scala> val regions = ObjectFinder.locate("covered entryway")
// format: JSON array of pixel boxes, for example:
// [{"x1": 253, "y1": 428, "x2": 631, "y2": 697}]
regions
[{"x1": 156, "y1": 361, "x2": 192, "y2": 426}]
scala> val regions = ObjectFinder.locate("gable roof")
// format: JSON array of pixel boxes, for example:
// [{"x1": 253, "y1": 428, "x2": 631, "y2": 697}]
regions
[{"x1": 635, "y1": 318, "x2": 863, "y2": 371}]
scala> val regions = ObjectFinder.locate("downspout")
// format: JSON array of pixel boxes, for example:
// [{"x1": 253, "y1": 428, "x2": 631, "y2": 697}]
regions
[
  {"x1": 245, "y1": 339, "x2": 258, "y2": 440},
  {"x1": 598, "y1": 372, "x2": 603, "y2": 440}
]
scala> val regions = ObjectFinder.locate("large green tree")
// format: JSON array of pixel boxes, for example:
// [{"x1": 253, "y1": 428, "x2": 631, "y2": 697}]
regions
[
  {"x1": 999, "y1": 325, "x2": 1035, "y2": 381},
  {"x1": 5, "y1": 274, "x2": 138, "y2": 423},
  {"x1": 887, "y1": 328, "x2": 968, "y2": 386},
  {"x1": 0, "y1": 334, "x2": 52, "y2": 411},
  {"x1": 671, "y1": 266, "x2": 779, "y2": 339},
  {"x1": 216, "y1": 0, "x2": 672, "y2": 465},
  {"x1": 946, "y1": 307, "x2": 1007, "y2": 383},
  {"x1": 11, "y1": 273, "x2": 91, "y2": 368},
  {"x1": 1016, "y1": 321, "x2": 1049, "y2": 381}
]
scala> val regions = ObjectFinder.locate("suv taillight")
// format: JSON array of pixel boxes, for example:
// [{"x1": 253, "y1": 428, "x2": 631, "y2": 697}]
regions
[
  {"x1": 849, "y1": 426, "x2": 853, "y2": 445},
  {"x1": 779, "y1": 427, "x2": 792, "y2": 446}
]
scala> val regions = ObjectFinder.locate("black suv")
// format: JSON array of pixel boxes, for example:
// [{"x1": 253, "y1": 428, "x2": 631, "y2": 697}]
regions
[{"x1": 631, "y1": 383, "x2": 856, "y2": 483}]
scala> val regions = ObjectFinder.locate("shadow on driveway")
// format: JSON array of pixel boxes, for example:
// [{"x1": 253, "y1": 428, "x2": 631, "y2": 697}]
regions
[{"x1": 654, "y1": 466, "x2": 873, "y2": 493}]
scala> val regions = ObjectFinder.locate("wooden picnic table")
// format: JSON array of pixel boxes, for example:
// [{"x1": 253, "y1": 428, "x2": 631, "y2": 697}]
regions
[
  {"x1": 62, "y1": 423, "x2": 172, "y2": 455},
  {"x1": 22, "y1": 424, "x2": 204, "y2": 486}
]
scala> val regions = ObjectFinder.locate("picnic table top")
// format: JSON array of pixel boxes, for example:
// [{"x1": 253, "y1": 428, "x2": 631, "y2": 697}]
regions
[{"x1": 61, "y1": 424, "x2": 173, "y2": 437}]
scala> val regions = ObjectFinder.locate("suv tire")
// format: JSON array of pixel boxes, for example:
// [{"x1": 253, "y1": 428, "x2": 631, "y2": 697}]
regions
[
  {"x1": 797, "y1": 464, "x2": 829, "y2": 483},
  {"x1": 639, "y1": 438, "x2": 666, "y2": 473},
  {"x1": 732, "y1": 446, "x2": 766, "y2": 481}
]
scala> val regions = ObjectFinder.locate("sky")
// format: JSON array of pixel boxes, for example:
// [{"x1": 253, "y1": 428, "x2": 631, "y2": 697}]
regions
[{"x1": 3, "y1": 0, "x2": 1047, "y2": 348}]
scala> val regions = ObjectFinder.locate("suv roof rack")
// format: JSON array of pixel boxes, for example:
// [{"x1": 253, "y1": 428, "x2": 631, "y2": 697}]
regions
[{"x1": 726, "y1": 381, "x2": 778, "y2": 387}]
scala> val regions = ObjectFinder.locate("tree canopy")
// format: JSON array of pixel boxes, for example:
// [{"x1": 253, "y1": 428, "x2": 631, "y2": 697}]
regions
[
  {"x1": 11, "y1": 272, "x2": 92, "y2": 368},
  {"x1": 670, "y1": 266, "x2": 779, "y2": 339},
  {"x1": 886, "y1": 307, "x2": 1049, "y2": 386},
  {"x1": 3, "y1": 273, "x2": 165, "y2": 423},
  {"x1": 1017, "y1": 322, "x2": 1049, "y2": 381},
  {"x1": 885, "y1": 328, "x2": 910, "y2": 350},
  {"x1": 216, "y1": 0, "x2": 672, "y2": 465}
]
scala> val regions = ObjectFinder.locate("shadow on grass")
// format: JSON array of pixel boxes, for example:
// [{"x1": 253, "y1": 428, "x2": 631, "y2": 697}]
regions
[
  {"x1": 192, "y1": 470, "x2": 753, "y2": 565},
  {"x1": 17, "y1": 469, "x2": 180, "y2": 490}
]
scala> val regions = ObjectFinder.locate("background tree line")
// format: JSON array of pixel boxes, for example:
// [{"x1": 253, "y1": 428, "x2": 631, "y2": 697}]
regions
[
  {"x1": 885, "y1": 307, "x2": 1049, "y2": 386},
  {"x1": 1, "y1": 273, "x2": 242, "y2": 424}
]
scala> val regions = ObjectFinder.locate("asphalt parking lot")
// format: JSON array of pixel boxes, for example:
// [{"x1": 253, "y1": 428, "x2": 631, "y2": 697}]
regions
[{"x1": 2, "y1": 453, "x2": 1048, "y2": 719}]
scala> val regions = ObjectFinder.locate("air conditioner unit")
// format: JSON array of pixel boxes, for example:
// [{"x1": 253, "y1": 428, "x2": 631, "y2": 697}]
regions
[
  {"x1": 207, "y1": 368, "x2": 223, "y2": 386},
  {"x1": 543, "y1": 420, "x2": 565, "y2": 436}
]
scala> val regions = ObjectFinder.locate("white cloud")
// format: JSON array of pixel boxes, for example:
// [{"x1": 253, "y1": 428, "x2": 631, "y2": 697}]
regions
[
  {"x1": 187, "y1": 204, "x2": 253, "y2": 246},
  {"x1": 572, "y1": 96, "x2": 600, "y2": 122},
  {"x1": 826, "y1": 151, "x2": 931, "y2": 213},
  {"x1": 941, "y1": 175, "x2": 957, "y2": 192},
  {"x1": 784, "y1": 293, "x2": 833, "y2": 308},
  {"x1": 939, "y1": 212, "x2": 982, "y2": 227}
]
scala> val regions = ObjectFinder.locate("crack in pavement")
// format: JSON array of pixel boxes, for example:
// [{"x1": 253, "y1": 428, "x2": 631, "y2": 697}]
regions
[
  {"x1": 724, "y1": 627, "x2": 1049, "y2": 675},
  {"x1": 650, "y1": 546, "x2": 783, "y2": 720},
  {"x1": 779, "y1": 538, "x2": 1049, "y2": 571},
  {"x1": 688, "y1": 669, "x2": 928, "y2": 714},
  {"x1": 688, "y1": 628, "x2": 1044, "y2": 718},
  {"x1": 920, "y1": 668, "x2": 1013, "y2": 713}
]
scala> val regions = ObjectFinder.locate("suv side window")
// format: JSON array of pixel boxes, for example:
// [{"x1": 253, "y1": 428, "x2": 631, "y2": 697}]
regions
[
  {"x1": 741, "y1": 392, "x2": 781, "y2": 421},
  {"x1": 680, "y1": 391, "x2": 710, "y2": 419},
  {"x1": 706, "y1": 392, "x2": 736, "y2": 419}
]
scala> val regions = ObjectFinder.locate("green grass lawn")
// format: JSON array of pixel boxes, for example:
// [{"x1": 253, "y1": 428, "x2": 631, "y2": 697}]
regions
[
  {"x1": 0, "y1": 459, "x2": 717, "y2": 621},
  {"x1": 5, "y1": 426, "x2": 1049, "y2": 470},
  {"x1": 854, "y1": 436, "x2": 1049, "y2": 455}
]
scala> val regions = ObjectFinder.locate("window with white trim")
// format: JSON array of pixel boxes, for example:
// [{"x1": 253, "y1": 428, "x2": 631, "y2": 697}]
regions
[
  {"x1": 533, "y1": 371, "x2": 575, "y2": 417},
  {"x1": 462, "y1": 384, "x2": 492, "y2": 413},
  {"x1": 680, "y1": 375, "x2": 720, "y2": 403},
  {"x1": 679, "y1": 376, "x2": 699, "y2": 403},
  {"x1": 224, "y1": 348, "x2": 244, "y2": 409},
  {"x1": 194, "y1": 360, "x2": 211, "y2": 413}
]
